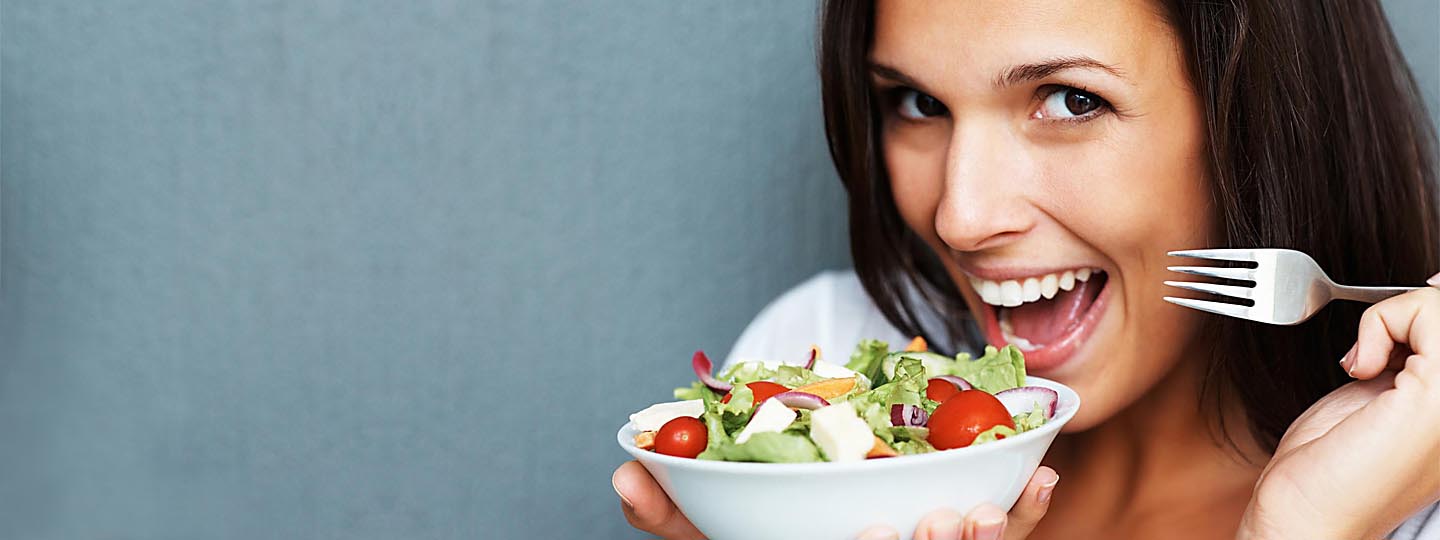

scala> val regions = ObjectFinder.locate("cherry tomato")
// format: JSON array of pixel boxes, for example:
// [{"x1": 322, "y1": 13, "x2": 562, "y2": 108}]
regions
[
  {"x1": 720, "y1": 381, "x2": 790, "y2": 407},
  {"x1": 925, "y1": 378, "x2": 962, "y2": 402},
  {"x1": 654, "y1": 416, "x2": 707, "y2": 458},
  {"x1": 927, "y1": 390, "x2": 1016, "y2": 450}
]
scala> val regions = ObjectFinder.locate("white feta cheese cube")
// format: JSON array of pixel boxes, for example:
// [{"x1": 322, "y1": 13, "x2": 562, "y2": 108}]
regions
[
  {"x1": 628, "y1": 400, "x2": 704, "y2": 432},
  {"x1": 809, "y1": 402, "x2": 875, "y2": 462},
  {"x1": 735, "y1": 398, "x2": 797, "y2": 444},
  {"x1": 810, "y1": 361, "x2": 858, "y2": 380}
]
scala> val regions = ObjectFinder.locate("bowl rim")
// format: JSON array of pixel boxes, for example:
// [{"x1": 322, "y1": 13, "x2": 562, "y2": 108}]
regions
[{"x1": 617, "y1": 376, "x2": 1080, "y2": 475}]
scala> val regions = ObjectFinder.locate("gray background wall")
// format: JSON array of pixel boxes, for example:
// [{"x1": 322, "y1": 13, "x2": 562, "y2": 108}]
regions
[{"x1": 0, "y1": 2, "x2": 1435, "y2": 539}]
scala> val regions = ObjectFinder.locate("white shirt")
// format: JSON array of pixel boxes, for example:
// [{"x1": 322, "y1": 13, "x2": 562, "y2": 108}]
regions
[{"x1": 723, "y1": 270, "x2": 1440, "y2": 539}]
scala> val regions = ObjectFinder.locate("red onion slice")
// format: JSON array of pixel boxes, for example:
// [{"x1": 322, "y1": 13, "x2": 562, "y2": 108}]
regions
[
  {"x1": 930, "y1": 375, "x2": 973, "y2": 392},
  {"x1": 802, "y1": 345, "x2": 819, "y2": 370},
  {"x1": 692, "y1": 350, "x2": 733, "y2": 393},
  {"x1": 890, "y1": 403, "x2": 929, "y2": 427},
  {"x1": 772, "y1": 391, "x2": 829, "y2": 410},
  {"x1": 995, "y1": 386, "x2": 1059, "y2": 419}
]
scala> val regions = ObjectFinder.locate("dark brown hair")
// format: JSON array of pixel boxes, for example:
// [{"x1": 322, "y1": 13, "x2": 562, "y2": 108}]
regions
[{"x1": 818, "y1": 0, "x2": 1439, "y2": 452}]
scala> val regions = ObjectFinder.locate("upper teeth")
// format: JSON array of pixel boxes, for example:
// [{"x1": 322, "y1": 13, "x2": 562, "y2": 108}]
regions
[{"x1": 969, "y1": 268, "x2": 1101, "y2": 307}]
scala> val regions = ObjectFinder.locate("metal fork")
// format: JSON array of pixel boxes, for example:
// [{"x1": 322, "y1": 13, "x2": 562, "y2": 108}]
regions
[{"x1": 1163, "y1": 248, "x2": 1420, "y2": 325}]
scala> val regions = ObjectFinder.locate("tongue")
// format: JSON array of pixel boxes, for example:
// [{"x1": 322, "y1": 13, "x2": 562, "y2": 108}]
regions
[{"x1": 1006, "y1": 276, "x2": 1104, "y2": 346}]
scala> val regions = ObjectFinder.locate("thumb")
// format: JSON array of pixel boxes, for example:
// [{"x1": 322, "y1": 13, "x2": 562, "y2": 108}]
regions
[
  {"x1": 613, "y1": 461, "x2": 705, "y2": 540},
  {"x1": 1002, "y1": 466, "x2": 1058, "y2": 539}
]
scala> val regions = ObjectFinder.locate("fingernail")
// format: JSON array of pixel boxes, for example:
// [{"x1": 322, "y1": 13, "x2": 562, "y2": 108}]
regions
[
  {"x1": 612, "y1": 479, "x2": 634, "y2": 510},
  {"x1": 1038, "y1": 471, "x2": 1060, "y2": 504},
  {"x1": 1428, "y1": 271, "x2": 1440, "y2": 288},
  {"x1": 974, "y1": 515, "x2": 1005, "y2": 540},
  {"x1": 928, "y1": 513, "x2": 960, "y2": 540},
  {"x1": 1340, "y1": 344, "x2": 1357, "y2": 376}
]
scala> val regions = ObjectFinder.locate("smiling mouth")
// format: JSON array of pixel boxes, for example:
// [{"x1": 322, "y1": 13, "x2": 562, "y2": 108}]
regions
[{"x1": 968, "y1": 268, "x2": 1110, "y2": 371}]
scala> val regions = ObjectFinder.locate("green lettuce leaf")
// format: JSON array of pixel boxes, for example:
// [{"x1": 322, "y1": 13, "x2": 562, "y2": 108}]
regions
[
  {"x1": 784, "y1": 409, "x2": 812, "y2": 435},
  {"x1": 871, "y1": 357, "x2": 927, "y2": 407},
  {"x1": 697, "y1": 406, "x2": 732, "y2": 455},
  {"x1": 698, "y1": 431, "x2": 822, "y2": 463},
  {"x1": 717, "y1": 384, "x2": 756, "y2": 432},
  {"x1": 972, "y1": 424, "x2": 1018, "y2": 445},
  {"x1": 720, "y1": 361, "x2": 777, "y2": 385},
  {"x1": 770, "y1": 365, "x2": 826, "y2": 388},
  {"x1": 952, "y1": 345, "x2": 1027, "y2": 393},
  {"x1": 845, "y1": 339, "x2": 891, "y2": 386},
  {"x1": 920, "y1": 397, "x2": 942, "y2": 414},
  {"x1": 887, "y1": 426, "x2": 934, "y2": 454},
  {"x1": 847, "y1": 396, "x2": 897, "y2": 443},
  {"x1": 673, "y1": 381, "x2": 719, "y2": 402},
  {"x1": 881, "y1": 351, "x2": 955, "y2": 381},
  {"x1": 835, "y1": 357, "x2": 928, "y2": 444},
  {"x1": 1013, "y1": 403, "x2": 1047, "y2": 432}
]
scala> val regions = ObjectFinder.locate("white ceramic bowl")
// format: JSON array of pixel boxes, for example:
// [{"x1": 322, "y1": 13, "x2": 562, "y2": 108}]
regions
[{"x1": 617, "y1": 376, "x2": 1079, "y2": 540}]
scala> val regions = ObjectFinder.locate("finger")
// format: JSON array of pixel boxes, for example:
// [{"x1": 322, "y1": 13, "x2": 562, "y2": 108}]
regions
[
  {"x1": 960, "y1": 504, "x2": 1006, "y2": 540},
  {"x1": 1003, "y1": 466, "x2": 1058, "y2": 539},
  {"x1": 1344, "y1": 288, "x2": 1440, "y2": 380},
  {"x1": 1344, "y1": 340, "x2": 1416, "y2": 374},
  {"x1": 913, "y1": 508, "x2": 963, "y2": 540},
  {"x1": 613, "y1": 461, "x2": 704, "y2": 540}
]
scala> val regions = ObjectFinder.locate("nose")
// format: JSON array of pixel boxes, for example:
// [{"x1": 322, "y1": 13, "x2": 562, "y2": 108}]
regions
[{"x1": 932, "y1": 122, "x2": 1035, "y2": 252}]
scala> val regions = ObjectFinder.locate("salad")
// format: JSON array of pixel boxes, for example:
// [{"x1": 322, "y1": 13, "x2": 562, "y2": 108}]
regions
[{"x1": 627, "y1": 337, "x2": 1059, "y2": 463}]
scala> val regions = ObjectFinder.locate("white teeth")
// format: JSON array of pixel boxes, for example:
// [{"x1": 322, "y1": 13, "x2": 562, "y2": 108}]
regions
[
  {"x1": 999, "y1": 280, "x2": 1023, "y2": 307},
  {"x1": 1021, "y1": 278, "x2": 1041, "y2": 302},
  {"x1": 979, "y1": 279, "x2": 1001, "y2": 305},
  {"x1": 969, "y1": 268, "x2": 1102, "y2": 307}
]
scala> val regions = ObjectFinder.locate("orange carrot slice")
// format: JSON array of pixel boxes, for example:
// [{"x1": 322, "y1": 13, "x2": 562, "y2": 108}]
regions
[
  {"x1": 866, "y1": 436, "x2": 899, "y2": 458},
  {"x1": 904, "y1": 336, "x2": 927, "y2": 352},
  {"x1": 793, "y1": 377, "x2": 857, "y2": 400}
]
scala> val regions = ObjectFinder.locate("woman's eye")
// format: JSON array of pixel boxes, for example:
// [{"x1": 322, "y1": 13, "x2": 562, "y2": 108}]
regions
[
  {"x1": 895, "y1": 88, "x2": 948, "y2": 120},
  {"x1": 1036, "y1": 86, "x2": 1109, "y2": 120}
]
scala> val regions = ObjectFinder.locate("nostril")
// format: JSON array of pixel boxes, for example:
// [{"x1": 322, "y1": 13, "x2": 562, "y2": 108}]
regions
[{"x1": 932, "y1": 196, "x2": 1034, "y2": 253}]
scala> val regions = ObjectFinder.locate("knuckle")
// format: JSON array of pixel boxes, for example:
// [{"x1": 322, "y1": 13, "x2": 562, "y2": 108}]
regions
[
  {"x1": 1422, "y1": 287, "x2": 1440, "y2": 308},
  {"x1": 1360, "y1": 302, "x2": 1385, "y2": 323}
]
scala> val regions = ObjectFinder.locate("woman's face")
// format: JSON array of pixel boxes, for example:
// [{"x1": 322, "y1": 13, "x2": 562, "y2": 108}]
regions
[{"x1": 872, "y1": 0, "x2": 1214, "y2": 429}]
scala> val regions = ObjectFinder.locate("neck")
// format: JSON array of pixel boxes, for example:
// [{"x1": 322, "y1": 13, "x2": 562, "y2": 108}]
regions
[{"x1": 1044, "y1": 356, "x2": 1268, "y2": 533}]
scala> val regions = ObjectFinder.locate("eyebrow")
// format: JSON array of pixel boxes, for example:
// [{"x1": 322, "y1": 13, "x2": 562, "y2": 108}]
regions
[
  {"x1": 869, "y1": 63, "x2": 933, "y2": 94},
  {"x1": 997, "y1": 56, "x2": 1127, "y2": 87},
  {"x1": 869, "y1": 56, "x2": 1127, "y2": 92}
]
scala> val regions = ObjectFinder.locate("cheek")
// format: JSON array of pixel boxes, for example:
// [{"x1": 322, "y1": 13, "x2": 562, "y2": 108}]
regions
[
  {"x1": 1042, "y1": 121, "x2": 1212, "y2": 258},
  {"x1": 1050, "y1": 110, "x2": 1215, "y2": 429},
  {"x1": 883, "y1": 138, "x2": 948, "y2": 243}
]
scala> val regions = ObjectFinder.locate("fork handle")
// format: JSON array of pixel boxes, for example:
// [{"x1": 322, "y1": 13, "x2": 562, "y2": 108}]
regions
[{"x1": 1331, "y1": 285, "x2": 1420, "y2": 304}]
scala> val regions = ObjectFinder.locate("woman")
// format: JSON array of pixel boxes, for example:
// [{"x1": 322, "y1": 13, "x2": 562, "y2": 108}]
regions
[{"x1": 614, "y1": 0, "x2": 1440, "y2": 538}]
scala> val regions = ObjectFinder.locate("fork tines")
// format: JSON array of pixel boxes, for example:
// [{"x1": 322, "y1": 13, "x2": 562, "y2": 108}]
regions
[
  {"x1": 1160, "y1": 296, "x2": 1252, "y2": 319},
  {"x1": 1166, "y1": 249, "x2": 1259, "y2": 262},
  {"x1": 1162, "y1": 249, "x2": 1257, "y2": 318}
]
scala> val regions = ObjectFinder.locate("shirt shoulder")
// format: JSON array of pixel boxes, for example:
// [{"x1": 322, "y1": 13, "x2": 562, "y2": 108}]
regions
[
  {"x1": 723, "y1": 270, "x2": 910, "y2": 368},
  {"x1": 1392, "y1": 503, "x2": 1440, "y2": 540}
]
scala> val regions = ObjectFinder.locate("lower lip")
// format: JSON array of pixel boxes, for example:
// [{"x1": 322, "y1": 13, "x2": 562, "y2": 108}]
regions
[{"x1": 977, "y1": 278, "x2": 1112, "y2": 373}]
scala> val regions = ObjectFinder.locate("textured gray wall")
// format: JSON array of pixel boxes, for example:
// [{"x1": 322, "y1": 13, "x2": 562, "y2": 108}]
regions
[
  {"x1": 0, "y1": 2, "x2": 848, "y2": 539},
  {"x1": 0, "y1": 2, "x2": 1435, "y2": 540}
]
